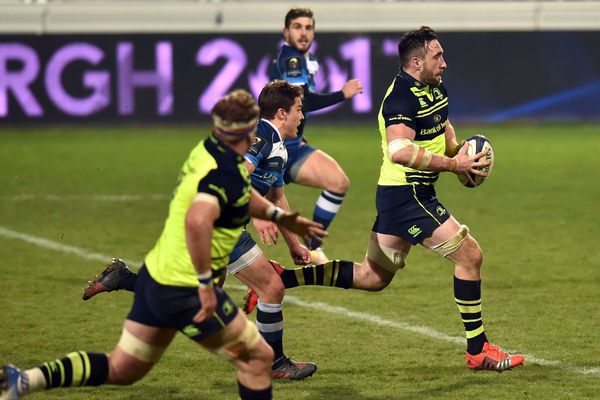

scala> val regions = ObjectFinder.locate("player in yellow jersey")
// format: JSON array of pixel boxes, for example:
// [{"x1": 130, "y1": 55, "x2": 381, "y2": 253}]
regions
[
  {"x1": 247, "y1": 26, "x2": 525, "y2": 373},
  {"x1": 0, "y1": 89, "x2": 325, "y2": 400},
  {"x1": 81, "y1": 81, "x2": 321, "y2": 380}
]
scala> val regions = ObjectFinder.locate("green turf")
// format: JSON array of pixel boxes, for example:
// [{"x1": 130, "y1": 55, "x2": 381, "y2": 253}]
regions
[{"x1": 1, "y1": 124, "x2": 599, "y2": 399}]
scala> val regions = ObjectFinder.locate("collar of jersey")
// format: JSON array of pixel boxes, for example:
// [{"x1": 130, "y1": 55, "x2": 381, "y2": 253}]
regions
[
  {"x1": 260, "y1": 118, "x2": 283, "y2": 142},
  {"x1": 399, "y1": 68, "x2": 428, "y2": 90},
  {"x1": 206, "y1": 134, "x2": 244, "y2": 163},
  {"x1": 282, "y1": 43, "x2": 313, "y2": 60}
]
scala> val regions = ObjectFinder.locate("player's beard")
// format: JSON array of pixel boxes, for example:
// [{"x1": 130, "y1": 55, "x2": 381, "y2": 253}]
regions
[
  {"x1": 422, "y1": 70, "x2": 442, "y2": 87},
  {"x1": 291, "y1": 36, "x2": 311, "y2": 54}
]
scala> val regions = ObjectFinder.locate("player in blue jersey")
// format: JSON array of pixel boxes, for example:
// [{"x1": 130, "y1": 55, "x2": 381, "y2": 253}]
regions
[
  {"x1": 0, "y1": 89, "x2": 326, "y2": 400},
  {"x1": 268, "y1": 8, "x2": 363, "y2": 262},
  {"x1": 80, "y1": 81, "x2": 321, "y2": 380},
  {"x1": 252, "y1": 27, "x2": 526, "y2": 373},
  {"x1": 224, "y1": 80, "x2": 321, "y2": 380}
]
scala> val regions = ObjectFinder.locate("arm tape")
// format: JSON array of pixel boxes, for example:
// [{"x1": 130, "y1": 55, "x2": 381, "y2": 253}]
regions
[{"x1": 387, "y1": 138, "x2": 433, "y2": 170}]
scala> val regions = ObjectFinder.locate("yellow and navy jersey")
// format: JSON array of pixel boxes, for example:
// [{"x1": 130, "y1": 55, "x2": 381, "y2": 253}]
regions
[
  {"x1": 145, "y1": 135, "x2": 251, "y2": 287},
  {"x1": 377, "y1": 69, "x2": 449, "y2": 186}
]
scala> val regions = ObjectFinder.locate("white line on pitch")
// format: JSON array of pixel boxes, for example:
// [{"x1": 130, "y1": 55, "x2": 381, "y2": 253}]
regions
[{"x1": 1, "y1": 225, "x2": 598, "y2": 377}]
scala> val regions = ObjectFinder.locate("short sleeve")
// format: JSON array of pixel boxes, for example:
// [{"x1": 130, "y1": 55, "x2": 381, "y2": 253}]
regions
[
  {"x1": 382, "y1": 93, "x2": 417, "y2": 131},
  {"x1": 197, "y1": 170, "x2": 230, "y2": 211},
  {"x1": 244, "y1": 136, "x2": 271, "y2": 167}
]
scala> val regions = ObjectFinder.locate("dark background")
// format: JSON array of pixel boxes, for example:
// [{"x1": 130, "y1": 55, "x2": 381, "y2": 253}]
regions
[{"x1": 1, "y1": 31, "x2": 599, "y2": 125}]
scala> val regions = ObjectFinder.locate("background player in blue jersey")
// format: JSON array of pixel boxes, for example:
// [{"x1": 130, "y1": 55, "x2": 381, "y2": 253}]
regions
[
  {"x1": 0, "y1": 89, "x2": 325, "y2": 400},
  {"x1": 268, "y1": 8, "x2": 363, "y2": 262},
  {"x1": 81, "y1": 81, "x2": 322, "y2": 380},
  {"x1": 252, "y1": 27, "x2": 526, "y2": 373}
]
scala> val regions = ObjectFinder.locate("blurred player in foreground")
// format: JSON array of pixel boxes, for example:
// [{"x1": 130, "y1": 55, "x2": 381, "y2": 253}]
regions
[
  {"x1": 268, "y1": 7, "x2": 363, "y2": 262},
  {"x1": 0, "y1": 89, "x2": 325, "y2": 400},
  {"x1": 80, "y1": 81, "x2": 321, "y2": 380},
  {"x1": 248, "y1": 26, "x2": 525, "y2": 373}
]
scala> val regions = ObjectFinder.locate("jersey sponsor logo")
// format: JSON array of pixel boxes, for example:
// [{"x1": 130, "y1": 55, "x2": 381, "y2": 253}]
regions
[
  {"x1": 248, "y1": 137, "x2": 266, "y2": 157},
  {"x1": 434, "y1": 114, "x2": 442, "y2": 123},
  {"x1": 433, "y1": 87, "x2": 444, "y2": 100},
  {"x1": 388, "y1": 114, "x2": 413, "y2": 122},
  {"x1": 419, "y1": 120, "x2": 448, "y2": 135},
  {"x1": 285, "y1": 57, "x2": 301, "y2": 77},
  {"x1": 436, "y1": 205, "x2": 447, "y2": 216},
  {"x1": 408, "y1": 224, "x2": 422, "y2": 237},
  {"x1": 255, "y1": 171, "x2": 279, "y2": 185},
  {"x1": 418, "y1": 98, "x2": 428, "y2": 108}
]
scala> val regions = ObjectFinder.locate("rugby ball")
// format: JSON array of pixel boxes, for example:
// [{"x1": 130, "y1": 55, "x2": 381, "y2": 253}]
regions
[{"x1": 457, "y1": 134, "x2": 494, "y2": 188}]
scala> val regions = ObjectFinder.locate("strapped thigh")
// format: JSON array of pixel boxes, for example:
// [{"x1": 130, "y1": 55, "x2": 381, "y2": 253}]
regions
[
  {"x1": 117, "y1": 328, "x2": 166, "y2": 363},
  {"x1": 366, "y1": 234, "x2": 407, "y2": 273},
  {"x1": 215, "y1": 319, "x2": 261, "y2": 360},
  {"x1": 428, "y1": 224, "x2": 470, "y2": 257}
]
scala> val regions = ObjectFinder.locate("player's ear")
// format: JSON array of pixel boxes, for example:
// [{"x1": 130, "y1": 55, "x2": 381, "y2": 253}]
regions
[
  {"x1": 412, "y1": 56, "x2": 421, "y2": 70},
  {"x1": 277, "y1": 108, "x2": 287, "y2": 120}
]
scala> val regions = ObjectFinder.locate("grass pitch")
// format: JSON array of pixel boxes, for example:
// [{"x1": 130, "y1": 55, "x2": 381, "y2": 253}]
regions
[{"x1": 1, "y1": 123, "x2": 599, "y2": 399}]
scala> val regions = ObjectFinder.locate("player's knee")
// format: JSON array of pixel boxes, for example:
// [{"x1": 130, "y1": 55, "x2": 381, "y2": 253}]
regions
[
  {"x1": 254, "y1": 339, "x2": 275, "y2": 367},
  {"x1": 448, "y1": 235, "x2": 483, "y2": 273},
  {"x1": 240, "y1": 344, "x2": 273, "y2": 377},
  {"x1": 464, "y1": 236, "x2": 483, "y2": 270},
  {"x1": 331, "y1": 172, "x2": 350, "y2": 193},
  {"x1": 221, "y1": 320, "x2": 271, "y2": 372},
  {"x1": 365, "y1": 277, "x2": 391, "y2": 292},
  {"x1": 107, "y1": 358, "x2": 149, "y2": 385},
  {"x1": 354, "y1": 259, "x2": 394, "y2": 291},
  {"x1": 261, "y1": 275, "x2": 285, "y2": 302}
]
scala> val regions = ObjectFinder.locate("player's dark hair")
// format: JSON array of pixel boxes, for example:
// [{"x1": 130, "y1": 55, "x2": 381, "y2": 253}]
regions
[
  {"x1": 258, "y1": 80, "x2": 304, "y2": 120},
  {"x1": 398, "y1": 26, "x2": 438, "y2": 68},
  {"x1": 285, "y1": 8, "x2": 315, "y2": 29}
]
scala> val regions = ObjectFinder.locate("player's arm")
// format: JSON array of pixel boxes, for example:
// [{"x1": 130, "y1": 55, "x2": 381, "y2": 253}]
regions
[
  {"x1": 444, "y1": 120, "x2": 463, "y2": 157},
  {"x1": 244, "y1": 135, "x2": 268, "y2": 174},
  {"x1": 244, "y1": 160, "x2": 256, "y2": 174},
  {"x1": 185, "y1": 194, "x2": 219, "y2": 323},
  {"x1": 248, "y1": 188, "x2": 326, "y2": 245},
  {"x1": 266, "y1": 186, "x2": 311, "y2": 264},
  {"x1": 386, "y1": 123, "x2": 487, "y2": 176},
  {"x1": 303, "y1": 79, "x2": 363, "y2": 113}
]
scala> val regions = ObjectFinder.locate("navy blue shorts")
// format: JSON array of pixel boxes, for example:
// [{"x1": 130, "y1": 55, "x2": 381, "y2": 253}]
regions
[
  {"x1": 371, "y1": 185, "x2": 451, "y2": 245},
  {"x1": 229, "y1": 231, "x2": 256, "y2": 263},
  {"x1": 127, "y1": 266, "x2": 239, "y2": 341},
  {"x1": 284, "y1": 142, "x2": 317, "y2": 184}
]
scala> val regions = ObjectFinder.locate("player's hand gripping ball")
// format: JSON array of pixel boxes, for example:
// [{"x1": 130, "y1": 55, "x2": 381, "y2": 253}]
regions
[{"x1": 457, "y1": 134, "x2": 494, "y2": 188}]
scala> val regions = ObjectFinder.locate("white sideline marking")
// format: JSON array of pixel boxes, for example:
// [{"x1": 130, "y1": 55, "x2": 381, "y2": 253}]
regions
[
  {"x1": 1, "y1": 225, "x2": 598, "y2": 377},
  {"x1": 2, "y1": 194, "x2": 168, "y2": 202}
]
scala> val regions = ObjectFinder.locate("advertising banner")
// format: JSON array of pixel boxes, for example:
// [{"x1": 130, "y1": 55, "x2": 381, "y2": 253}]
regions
[{"x1": 1, "y1": 31, "x2": 598, "y2": 124}]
